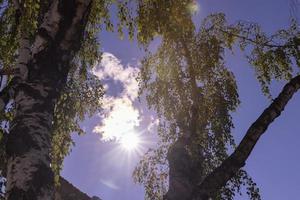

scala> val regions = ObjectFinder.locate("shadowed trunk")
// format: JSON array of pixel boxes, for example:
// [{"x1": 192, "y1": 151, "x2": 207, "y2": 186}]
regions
[
  {"x1": 164, "y1": 137, "x2": 194, "y2": 200},
  {"x1": 164, "y1": 135, "x2": 204, "y2": 200},
  {"x1": 6, "y1": 80, "x2": 59, "y2": 200},
  {"x1": 4, "y1": 0, "x2": 92, "y2": 199}
]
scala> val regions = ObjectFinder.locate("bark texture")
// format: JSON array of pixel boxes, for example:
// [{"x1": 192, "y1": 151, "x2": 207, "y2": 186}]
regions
[
  {"x1": 5, "y1": 0, "x2": 92, "y2": 199},
  {"x1": 195, "y1": 75, "x2": 300, "y2": 199},
  {"x1": 164, "y1": 137, "x2": 194, "y2": 200}
]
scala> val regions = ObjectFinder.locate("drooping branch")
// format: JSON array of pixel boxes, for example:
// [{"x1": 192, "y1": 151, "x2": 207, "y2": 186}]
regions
[
  {"x1": 0, "y1": 0, "x2": 31, "y2": 112},
  {"x1": 205, "y1": 21, "x2": 298, "y2": 50},
  {"x1": 218, "y1": 27, "x2": 296, "y2": 49},
  {"x1": 195, "y1": 74, "x2": 300, "y2": 199}
]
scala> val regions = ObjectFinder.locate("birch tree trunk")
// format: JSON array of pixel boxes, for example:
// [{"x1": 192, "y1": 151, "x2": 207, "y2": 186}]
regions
[
  {"x1": 164, "y1": 137, "x2": 194, "y2": 200},
  {"x1": 5, "y1": 0, "x2": 92, "y2": 199},
  {"x1": 6, "y1": 81, "x2": 57, "y2": 200},
  {"x1": 195, "y1": 74, "x2": 300, "y2": 199}
]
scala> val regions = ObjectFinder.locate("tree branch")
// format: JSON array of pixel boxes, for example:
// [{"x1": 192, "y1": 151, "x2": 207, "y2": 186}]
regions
[
  {"x1": 208, "y1": 25, "x2": 298, "y2": 49},
  {"x1": 219, "y1": 28, "x2": 292, "y2": 48},
  {"x1": 195, "y1": 74, "x2": 300, "y2": 199}
]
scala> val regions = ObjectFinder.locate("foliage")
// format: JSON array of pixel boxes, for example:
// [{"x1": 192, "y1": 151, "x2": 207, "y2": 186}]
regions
[
  {"x1": 204, "y1": 14, "x2": 300, "y2": 97},
  {"x1": 240, "y1": 19, "x2": 300, "y2": 97},
  {"x1": 134, "y1": 7, "x2": 260, "y2": 200},
  {"x1": 134, "y1": 9, "x2": 300, "y2": 199},
  {"x1": 0, "y1": 0, "x2": 19, "y2": 69},
  {"x1": 136, "y1": 0, "x2": 195, "y2": 45},
  {"x1": 51, "y1": 68, "x2": 104, "y2": 184},
  {"x1": 0, "y1": 0, "x2": 298, "y2": 199},
  {"x1": 0, "y1": 0, "x2": 136, "y2": 185},
  {"x1": 49, "y1": 0, "x2": 138, "y2": 184}
]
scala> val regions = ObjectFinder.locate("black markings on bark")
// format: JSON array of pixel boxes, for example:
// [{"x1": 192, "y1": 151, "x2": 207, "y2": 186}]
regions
[
  {"x1": 38, "y1": 27, "x2": 54, "y2": 43},
  {"x1": 37, "y1": 1, "x2": 52, "y2": 28},
  {"x1": 7, "y1": 187, "x2": 36, "y2": 200},
  {"x1": 6, "y1": 123, "x2": 39, "y2": 157},
  {"x1": 57, "y1": 0, "x2": 77, "y2": 44},
  {"x1": 7, "y1": 163, "x2": 54, "y2": 200},
  {"x1": 31, "y1": 162, "x2": 54, "y2": 198},
  {"x1": 6, "y1": 1, "x2": 93, "y2": 199}
]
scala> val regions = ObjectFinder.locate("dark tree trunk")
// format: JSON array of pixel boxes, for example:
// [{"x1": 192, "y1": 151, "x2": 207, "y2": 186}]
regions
[
  {"x1": 164, "y1": 136, "x2": 204, "y2": 200},
  {"x1": 6, "y1": 81, "x2": 57, "y2": 200},
  {"x1": 164, "y1": 137, "x2": 194, "y2": 200},
  {"x1": 4, "y1": 0, "x2": 92, "y2": 199}
]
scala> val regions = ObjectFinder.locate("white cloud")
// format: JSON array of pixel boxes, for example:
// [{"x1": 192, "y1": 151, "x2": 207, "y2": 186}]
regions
[
  {"x1": 93, "y1": 53, "x2": 139, "y2": 100},
  {"x1": 92, "y1": 53, "x2": 141, "y2": 141},
  {"x1": 94, "y1": 96, "x2": 140, "y2": 141}
]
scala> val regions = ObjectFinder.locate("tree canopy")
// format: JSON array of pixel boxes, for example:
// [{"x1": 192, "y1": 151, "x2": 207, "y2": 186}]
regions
[
  {"x1": 134, "y1": 2, "x2": 300, "y2": 200},
  {"x1": 0, "y1": 0, "x2": 299, "y2": 200}
]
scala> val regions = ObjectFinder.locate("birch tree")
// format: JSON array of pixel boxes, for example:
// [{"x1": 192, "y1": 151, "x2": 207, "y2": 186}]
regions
[
  {"x1": 0, "y1": 0, "x2": 299, "y2": 200},
  {"x1": 133, "y1": 1, "x2": 300, "y2": 200},
  {"x1": 0, "y1": 0, "x2": 134, "y2": 199}
]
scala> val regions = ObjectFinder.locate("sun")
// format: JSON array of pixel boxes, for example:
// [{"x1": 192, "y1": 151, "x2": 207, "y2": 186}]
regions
[{"x1": 119, "y1": 132, "x2": 140, "y2": 151}]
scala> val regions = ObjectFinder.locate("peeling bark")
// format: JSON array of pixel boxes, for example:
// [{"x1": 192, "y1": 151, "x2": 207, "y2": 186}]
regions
[
  {"x1": 5, "y1": 0, "x2": 92, "y2": 199},
  {"x1": 195, "y1": 75, "x2": 300, "y2": 200}
]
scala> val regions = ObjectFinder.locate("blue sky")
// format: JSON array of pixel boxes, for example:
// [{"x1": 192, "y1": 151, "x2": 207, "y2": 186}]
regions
[{"x1": 62, "y1": 1, "x2": 300, "y2": 199}]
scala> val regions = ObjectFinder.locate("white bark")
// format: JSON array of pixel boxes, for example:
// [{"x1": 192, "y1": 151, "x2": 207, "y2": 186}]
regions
[{"x1": 6, "y1": 0, "x2": 93, "y2": 199}]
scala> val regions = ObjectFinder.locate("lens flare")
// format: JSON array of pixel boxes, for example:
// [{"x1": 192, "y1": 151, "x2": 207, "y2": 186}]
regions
[{"x1": 119, "y1": 132, "x2": 140, "y2": 151}]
